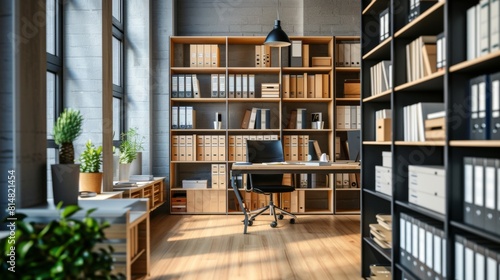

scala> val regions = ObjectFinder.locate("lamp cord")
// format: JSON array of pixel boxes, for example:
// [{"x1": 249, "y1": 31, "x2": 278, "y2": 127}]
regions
[{"x1": 276, "y1": 0, "x2": 280, "y2": 20}]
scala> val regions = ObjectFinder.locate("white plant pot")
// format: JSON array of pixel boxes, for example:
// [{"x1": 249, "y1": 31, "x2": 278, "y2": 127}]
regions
[
  {"x1": 113, "y1": 155, "x2": 120, "y2": 181},
  {"x1": 129, "y1": 152, "x2": 142, "y2": 175},
  {"x1": 119, "y1": 163, "x2": 131, "y2": 181}
]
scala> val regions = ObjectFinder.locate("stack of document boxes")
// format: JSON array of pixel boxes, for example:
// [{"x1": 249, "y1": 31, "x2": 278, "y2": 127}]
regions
[
  {"x1": 369, "y1": 265, "x2": 391, "y2": 279},
  {"x1": 408, "y1": 165, "x2": 445, "y2": 214},
  {"x1": 370, "y1": 214, "x2": 392, "y2": 249},
  {"x1": 375, "y1": 151, "x2": 392, "y2": 196}
]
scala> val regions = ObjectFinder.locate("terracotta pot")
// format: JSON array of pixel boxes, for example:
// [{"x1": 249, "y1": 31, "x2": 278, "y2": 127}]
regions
[{"x1": 79, "y1": 172, "x2": 103, "y2": 194}]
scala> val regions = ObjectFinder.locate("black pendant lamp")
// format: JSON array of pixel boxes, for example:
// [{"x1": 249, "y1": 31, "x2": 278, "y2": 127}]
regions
[{"x1": 264, "y1": 1, "x2": 291, "y2": 47}]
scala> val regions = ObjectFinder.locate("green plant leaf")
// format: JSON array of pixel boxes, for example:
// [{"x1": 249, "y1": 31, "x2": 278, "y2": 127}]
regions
[{"x1": 62, "y1": 205, "x2": 81, "y2": 218}]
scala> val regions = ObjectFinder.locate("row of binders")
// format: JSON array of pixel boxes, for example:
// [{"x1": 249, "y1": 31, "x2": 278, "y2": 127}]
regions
[
  {"x1": 463, "y1": 156, "x2": 500, "y2": 235},
  {"x1": 405, "y1": 36, "x2": 438, "y2": 83},
  {"x1": 370, "y1": 60, "x2": 392, "y2": 96},
  {"x1": 408, "y1": 0, "x2": 440, "y2": 23},
  {"x1": 229, "y1": 135, "x2": 280, "y2": 162},
  {"x1": 400, "y1": 213, "x2": 447, "y2": 280},
  {"x1": 467, "y1": 0, "x2": 500, "y2": 61},
  {"x1": 171, "y1": 106, "x2": 196, "y2": 129},
  {"x1": 335, "y1": 41, "x2": 361, "y2": 67},
  {"x1": 469, "y1": 72, "x2": 500, "y2": 140},
  {"x1": 172, "y1": 134, "x2": 226, "y2": 162},
  {"x1": 211, "y1": 164, "x2": 226, "y2": 190},
  {"x1": 336, "y1": 105, "x2": 361, "y2": 129},
  {"x1": 286, "y1": 108, "x2": 308, "y2": 129},
  {"x1": 403, "y1": 102, "x2": 444, "y2": 141},
  {"x1": 379, "y1": 8, "x2": 390, "y2": 42},
  {"x1": 171, "y1": 74, "x2": 201, "y2": 98},
  {"x1": 189, "y1": 44, "x2": 220, "y2": 67},
  {"x1": 455, "y1": 234, "x2": 500, "y2": 280},
  {"x1": 240, "y1": 108, "x2": 272, "y2": 129},
  {"x1": 282, "y1": 74, "x2": 330, "y2": 99},
  {"x1": 335, "y1": 173, "x2": 360, "y2": 189},
  {"x1": 255, "y1": 45, "x2": 271, "y2": 67},
  {"x1": 284, "y1": 135, "x2": 312, "y2": 161}
]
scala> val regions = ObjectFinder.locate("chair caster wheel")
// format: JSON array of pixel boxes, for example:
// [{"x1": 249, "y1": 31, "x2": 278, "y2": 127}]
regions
[
  {"x1": 248, "y1": 220, "x2": 253, "y2": 226},
  {"x1": 290, "y1": 218, "x2": 295, "y2": 224},
  {"x1": 270, "y1": 221, "x2": 277, "y2": 228},
  {"x1": 278, "y1": 214, "x2": 284, "y2": 220}
]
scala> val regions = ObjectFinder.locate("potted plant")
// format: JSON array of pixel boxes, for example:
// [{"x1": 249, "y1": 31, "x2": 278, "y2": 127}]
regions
[
  {"x1": 0, "y1": 203, "x2": 123, "y2": 279},
  {"x1": 118, "y1": 127, "x2": 145, "y2": 180},
  {"x1": 79, "y1": 139, "x2": 103, "y2": 194},
  {"x1": 51, "y1": 108, "x2": 84, "y2": 205}
]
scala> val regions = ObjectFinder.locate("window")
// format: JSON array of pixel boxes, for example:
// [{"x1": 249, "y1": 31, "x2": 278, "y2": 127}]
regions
[
  {"x1": 113, "y1": 0, "x2": 124, "y2": 143},
  {"x1": 46, "y1": 0, "x2": 63, "y2": 195}
]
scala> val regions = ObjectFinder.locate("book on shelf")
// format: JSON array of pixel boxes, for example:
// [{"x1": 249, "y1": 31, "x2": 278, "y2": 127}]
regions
[
  {"x1": 403, "y1": 102, "x2": 443, "y2": 141},
  {"x1": 370, "y1": 61, "x2": 392, "y2": 96},
  {"x1": 248, "y1": 107, "x2": 259, "y2": 129},
  {"x1": 185, "y1": 75, "x2": 192, "y2": 98},
  {"x1": 405, "y1": 36, "x2": 437, "y2": 83},
  {"x1": 436, "y1": 32, "x2": 446, "y2": 71},
  {"x1": 296, "y1": 108, "x2": 307, "y2": 129},
  {"x1": 241, "y1": 109, "x2": 252, "y2": 129},
  {"x1": 287, "y1": 110, "x2": 297, "y2": 129}
]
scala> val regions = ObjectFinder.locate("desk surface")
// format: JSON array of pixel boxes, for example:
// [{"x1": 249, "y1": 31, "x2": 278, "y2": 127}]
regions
[{"x1": 231, "y1": 162, "x2": 360, "y2": 174}]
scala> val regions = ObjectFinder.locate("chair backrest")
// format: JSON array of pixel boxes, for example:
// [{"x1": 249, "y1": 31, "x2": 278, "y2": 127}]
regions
[{"x1": 246, "y1": 140, "x2": 284, "y2": 187}]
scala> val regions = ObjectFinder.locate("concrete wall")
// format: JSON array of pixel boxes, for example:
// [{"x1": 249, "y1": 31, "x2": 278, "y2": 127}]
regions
[
  {"x1": 151, "y1": 0, "x2": 174, "y2": 179},
  {"x1": 0, "y1": 1, "x2": 47, "y2": 226},
  {"x1": 176, "y1": 0, "x2": 360, "y2": 36},
  {"x1": 125, "y1": 0, "x2": 153, "y2": 175}
]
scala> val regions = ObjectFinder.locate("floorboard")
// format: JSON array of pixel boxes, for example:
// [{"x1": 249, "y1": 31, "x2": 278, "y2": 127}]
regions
[{"x1": 147, "y1": 213, "x2": 362, "y2": 280}]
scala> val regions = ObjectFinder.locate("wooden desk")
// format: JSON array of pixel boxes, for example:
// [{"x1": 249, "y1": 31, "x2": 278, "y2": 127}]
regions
[
  {"x1": 113, "y1": 177, "x2": 165, "y2": 212},
  {"x1": 231, "y1": 162, "x2": 360, "y2": 234}
]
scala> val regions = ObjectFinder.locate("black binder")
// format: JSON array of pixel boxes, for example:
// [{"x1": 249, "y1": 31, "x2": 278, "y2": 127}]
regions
[
  {"x1": 463, "y1": 157, "x2": 475, "y2": 226},
  {"x1": 490, "y1": 72, "x2": 500, "y2": 139},
  {"x1": 484, "y1": 158, "x2": 497, "y2": 233},
  {"x1": 469, "y1": 75, "x2": 489, "y2": 140},
  {"x1": 471, "y1": 157, "x2": 486, "y2": 229}
]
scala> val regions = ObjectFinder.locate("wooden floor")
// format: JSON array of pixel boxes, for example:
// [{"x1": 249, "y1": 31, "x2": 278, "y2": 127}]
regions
[{"x1": 148, "y1": 212, "x2": 362, "y2": 280}]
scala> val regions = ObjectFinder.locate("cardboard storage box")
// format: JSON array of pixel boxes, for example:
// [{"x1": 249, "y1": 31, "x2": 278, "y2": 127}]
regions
[
  {"x1": 344, "y1": 79, "x2": 360, "y2": 97},
  {"x1": 376, "y1": 118, "x2": 392, "y2": 141},
  {"x1": 311, "y1": 57, "x2": 332, "y2": 67}
]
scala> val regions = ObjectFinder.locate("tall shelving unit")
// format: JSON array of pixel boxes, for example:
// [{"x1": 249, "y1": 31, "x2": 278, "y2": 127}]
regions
[
  {"x1": 169, "y1": 36, "x2": 361, "y2": 215},
  {"x1": 334, "y1": 36, "x2": 362, "y2": 214},
  {"x1": 361, "y1": 0, "x2": 500, "y2": 278}
]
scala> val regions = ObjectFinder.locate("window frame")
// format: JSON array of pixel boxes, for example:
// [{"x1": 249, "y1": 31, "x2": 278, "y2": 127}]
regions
[
  {"x1": 46, "y1": 0, "x2": 63, "y2": 150},
  {"x1": 112, "y1": 0, "x2": 125, "y2": 146}
]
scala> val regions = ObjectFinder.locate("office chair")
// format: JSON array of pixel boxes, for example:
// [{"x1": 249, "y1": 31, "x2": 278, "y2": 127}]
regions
[{"x1": 245, "y1": 140, "x2": 297, "y2": 228}]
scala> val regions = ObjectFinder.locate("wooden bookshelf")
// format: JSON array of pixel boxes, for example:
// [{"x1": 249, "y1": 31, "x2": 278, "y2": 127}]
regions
[{"x1": 170, "y1": 36, "x2": 360, "y2": 215}]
